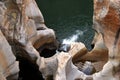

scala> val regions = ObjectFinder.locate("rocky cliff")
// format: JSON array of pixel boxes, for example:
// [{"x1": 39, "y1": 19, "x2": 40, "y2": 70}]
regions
[
  {"x1": 0, "y1": 0, "x2": 120, "y2": 80},
  {"x1": 0, "y1": 0, "x2": 58, "y2": 79}
]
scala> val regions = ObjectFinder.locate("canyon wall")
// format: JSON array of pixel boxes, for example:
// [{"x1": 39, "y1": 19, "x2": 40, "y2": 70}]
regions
[
  {"x1": 93, "y1": 0, "x2": 120, "y2": 79},
  {"x1": 0, "y1": 0, "x2": 58, "y2": 79},
  {"x1": 0, "y1": 0, "x2": 120, "y2": 80}
]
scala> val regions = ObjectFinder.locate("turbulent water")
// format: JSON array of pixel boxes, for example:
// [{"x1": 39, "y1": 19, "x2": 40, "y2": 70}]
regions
[
  {"x1": 49, "y1": 15, "x2": 94, "y2": 50},
  {"x1": 36, "y1": 0, "x2": 94, "y2": 50},
  {"x1": 62, "y1": 30, "x2": 85, "y2": 44},
  {"x1": 19, "y1": 1, "x2": 94, "y2": 80}
]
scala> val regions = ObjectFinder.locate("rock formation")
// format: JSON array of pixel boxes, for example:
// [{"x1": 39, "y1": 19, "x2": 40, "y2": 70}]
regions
[
  {"x1": 0, "y1": 30, "x2": 19, "y2": 80},
  {"x1": 92, "y1": 0, "x2": 120, "y2": 79},
  {"x1": 0, "y1": 0, "x2": 120, "y2": 80},
  {"x1": 0, "y1": 0, "x2": 58, "y2": 79},
  {"x1": 38, "y1": 0, "x2": 120, "y2": 79}
]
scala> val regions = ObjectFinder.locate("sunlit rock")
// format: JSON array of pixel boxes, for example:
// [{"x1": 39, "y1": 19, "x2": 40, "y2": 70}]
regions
[
  {"x1": 0, "y1": 0, "x2": 120, "y2": 80},
  {"x1": 93, "y1": 0, "x2": 120, "y2": 79},
  {"x1": 39, "y1": 0, "x2": 120, "y2": 79},
  {"x1": 35, "y1": 0, "x2": 120, "y2": 79},
  {"x1": 68, "y1": 38, "x2": 108, "y2": 72},
  {"x1": 0, "y1": 0, "x2": 58, "y2": 79},
  {"x1": 0, "y1": 0, "x2": 58, "y2": 61},
  {"x1": 69, "y1": 42, "x2": 88, "y2": 63},
  {"x1": 79, "y1": 32, "x2": 108, "y2": 72},
  {"x1": 37, "y1": 42, "x2": 96, "y2": 79},
  {"x1": 54, "y1": 52, "x2": 88, "y2": 80},
  {"x1": 36, "y1": 54, "x2": 58, "y2": 80},
  {"x1": 0, "y1": 30, "x2": 19, "y2": 80}
]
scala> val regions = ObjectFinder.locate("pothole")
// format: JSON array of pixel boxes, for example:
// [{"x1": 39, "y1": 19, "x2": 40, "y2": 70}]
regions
[{"x1": 39, "y1": 48, "x2": 57, "y2": 58}]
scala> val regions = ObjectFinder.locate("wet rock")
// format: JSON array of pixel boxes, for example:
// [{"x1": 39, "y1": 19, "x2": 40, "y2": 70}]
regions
[
  {"x1": 75, "y1": 61, "x2": 96, "y2": 75},
  {"x1": 82, "y1": 61, "x2": 96, "y2": 75},
  {"x1": 58, "y1": 43, "x2": 71, "y2": 52}
]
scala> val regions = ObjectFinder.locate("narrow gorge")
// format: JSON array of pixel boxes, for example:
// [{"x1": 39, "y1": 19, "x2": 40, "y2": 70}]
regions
[{"x1": 0, "y1": 0, "x2": 120, "y2": 80}]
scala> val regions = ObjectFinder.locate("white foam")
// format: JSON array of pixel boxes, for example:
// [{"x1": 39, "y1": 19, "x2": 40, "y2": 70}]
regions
[{"x1": 62, "y1": 30, "x2": 86, "y2": 44}]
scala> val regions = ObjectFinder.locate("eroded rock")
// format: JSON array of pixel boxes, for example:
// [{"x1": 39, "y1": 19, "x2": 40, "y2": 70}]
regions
[
  {"x1": 37, "y1": 0, "x2": 120, "y2": 79},
  {"x1": 0, "y1": 30, "x2": 19, "y2": 80},
  {"x1": 92, "y1": 0, "x2": 120, "y2": 79},
  {"x1": 0, "y1": 0, "x2": 120, "y2": 80},
  {"x1": 0, "y1": 0, "x2": 58, "y2": 79}
]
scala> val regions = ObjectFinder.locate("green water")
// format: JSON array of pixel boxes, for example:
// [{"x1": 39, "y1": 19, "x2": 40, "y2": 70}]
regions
[{"x1": 36, "y1": 0, "x2": 94, "y2": 50}]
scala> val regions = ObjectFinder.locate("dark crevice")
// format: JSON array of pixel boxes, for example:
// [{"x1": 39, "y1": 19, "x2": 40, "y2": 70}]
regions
[
  {"x1": 39, "y1": 48, "x2": 57, "y2": 58},
  {"x1": 90, "y1": 44, "x2": 95, "y2": 50},
  {"x1": 18, "y1": 57, "x2": 44, "y2": 80}
]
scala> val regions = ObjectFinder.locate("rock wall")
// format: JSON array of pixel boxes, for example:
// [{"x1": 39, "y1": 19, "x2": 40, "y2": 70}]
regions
[
  {"x1": 0, "y1": 0, "x2": 58, "y2": 79},
  {"x1": 0, "y1": 0, "x2": 120, "y2": 80},
  {"x1": 0, "y1": 30, "x2": 19, "y2": 80},
  {"x1": 93, "y1": 0, "x2": 120, "y2": 79}
]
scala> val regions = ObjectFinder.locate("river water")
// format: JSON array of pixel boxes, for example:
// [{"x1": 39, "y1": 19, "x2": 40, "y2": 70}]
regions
[
  {"x1": 18, "y1": 1, "x2": 95, "y2": 79},
  {"x1": 36, "y1": 0, "x2": 94, "y2": 50}
]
